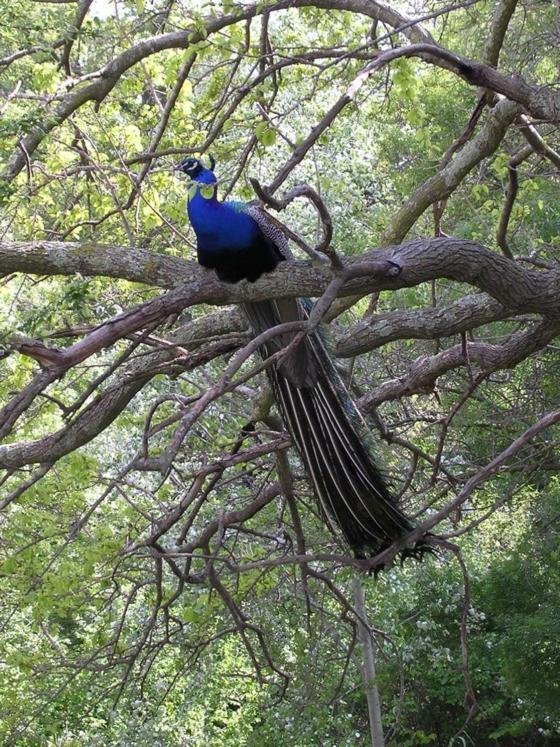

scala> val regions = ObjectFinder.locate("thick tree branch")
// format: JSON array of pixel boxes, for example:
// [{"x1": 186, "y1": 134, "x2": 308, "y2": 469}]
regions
[
  {"x1": 1, "y1": 237, "x2": 559, "y2": 317},
  {"x1": 2, "y1": 237, "x2": 559, "y2": 469},
  {"x1": 0, "y1": 240, "x2": 191, "y2": 288},
  {"x1": 359, "y1": 43, "x2": 560, "y2": 124},
  {"x1": 381, "y1": 99, "x2": 519, "y2": 244},
  {"x1": 337, "y1": 293, "x2": 510, "y2": 357},
  {"x1": 0, "y1": 311, "x2": 246, "y2": 469},
  {"x1": 358, "y1": 319, "x2": 560, "y2": 411}
]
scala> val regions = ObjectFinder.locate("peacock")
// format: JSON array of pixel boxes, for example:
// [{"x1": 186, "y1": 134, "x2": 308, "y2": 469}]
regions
[{"x1": 175, "y1": 155, "x2": 425, "y2": 562}]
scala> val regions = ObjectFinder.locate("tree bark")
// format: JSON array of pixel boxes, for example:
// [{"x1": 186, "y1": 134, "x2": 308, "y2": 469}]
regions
[{"x1": 353, "y1": 576, "x2": 386, "y2": 747}]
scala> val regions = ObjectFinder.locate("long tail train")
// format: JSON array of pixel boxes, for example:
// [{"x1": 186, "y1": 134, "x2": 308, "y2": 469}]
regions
[{"x1": 242, "y1": 298, "x2": 427, "y2": 561}]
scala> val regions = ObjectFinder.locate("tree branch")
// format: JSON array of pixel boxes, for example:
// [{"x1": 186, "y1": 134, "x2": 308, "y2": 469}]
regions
[
  {"x1": 358, "y1": 319, "x2": 560, "y2": 411},
  {"x1": 1, "y1": 237, "x2": 559, "y2": 316},
  {"x1": 337, "y1": 293, "x2": 510, "y2": 357},
  {"x1": 1, "y1": 0, "x2": 437, "y2": 182}
]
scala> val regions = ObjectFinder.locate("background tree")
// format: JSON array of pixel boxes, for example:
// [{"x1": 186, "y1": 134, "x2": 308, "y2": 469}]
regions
[{"x1": 0, "y1": 0, "x2": 559, "y2": 744}]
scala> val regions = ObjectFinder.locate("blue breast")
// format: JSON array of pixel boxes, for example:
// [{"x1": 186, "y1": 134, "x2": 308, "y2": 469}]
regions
[
  {"x1": 186, "y1": 166, "x2": 282, "y2": 283},
  {"x1": 187, "y1": 172, "x2": 257, "y2": 254}
]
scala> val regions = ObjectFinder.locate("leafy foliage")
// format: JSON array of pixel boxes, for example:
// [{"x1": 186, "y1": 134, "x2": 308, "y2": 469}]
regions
[{"x1": 0, "y1": 0, "x2": 559, "y2": 745}]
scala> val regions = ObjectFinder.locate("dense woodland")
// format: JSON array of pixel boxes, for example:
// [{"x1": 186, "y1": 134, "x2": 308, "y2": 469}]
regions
[{"x1": 0, "y1": 0, "x2": 559, "y2": 744}]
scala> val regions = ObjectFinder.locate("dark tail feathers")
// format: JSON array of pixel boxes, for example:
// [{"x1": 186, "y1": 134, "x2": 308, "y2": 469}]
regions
[{"x1": 243, "y1": 299, "x2": 427, "y2": 562}]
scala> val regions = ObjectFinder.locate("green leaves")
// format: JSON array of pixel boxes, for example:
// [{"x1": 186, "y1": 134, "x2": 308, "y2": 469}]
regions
[
  {"x1": 187, "y1": 181, "x2": 199, "y2": 200},
  {"x1": 0, "y1": 181, "x2": 16, "y2": 208},
  {"x1": 255, "y1": 121, "x2": 277, "y2": 147},
  {"x1": 0, "y1": 1, "x2": 559, "y2": 745},
  {"x1": 391, "y1": 59, "x2": 418, "y2": 104}
]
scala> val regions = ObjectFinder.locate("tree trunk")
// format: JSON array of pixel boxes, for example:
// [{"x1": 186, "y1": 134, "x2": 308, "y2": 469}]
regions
[{"x1": 353, "y1": 575, "x2": 386, "y2": 747}]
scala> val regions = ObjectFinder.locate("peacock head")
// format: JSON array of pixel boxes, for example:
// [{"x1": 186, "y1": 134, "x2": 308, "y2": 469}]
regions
[{"x1": 174, "y1": 155, "x2": 215, "y2": 178}]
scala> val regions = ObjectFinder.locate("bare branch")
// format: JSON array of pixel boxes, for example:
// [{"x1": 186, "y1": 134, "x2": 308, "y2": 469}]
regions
[
  {"x1": 381, "y1": 99, "x2": 519, "y2": 244},
  {"x1": 1, "y1": 237, "x2": 560, "y2": 317},
  {"x1": 358, "y1": 319, "x2": 560, "y2": 411},
  {"x1": 337, "y1": 293, "x2": 509, "y2": 357}
]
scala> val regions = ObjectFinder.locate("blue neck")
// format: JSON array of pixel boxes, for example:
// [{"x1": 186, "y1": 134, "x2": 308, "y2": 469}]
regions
[
  {"x1": 193, "y1": 168, "x2": 216, "y2": 185},
  {"x1": 184, "y1": 165, "x2": 283, "y2": 283},
  {"x1": 189, "y1": 167, "x2": 218, "y2": 202},
  {"x1": 186, "y1": 168, "x2": 256, "y2": 251}
]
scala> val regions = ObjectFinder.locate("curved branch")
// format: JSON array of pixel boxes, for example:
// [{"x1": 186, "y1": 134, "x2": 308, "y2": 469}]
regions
[
  {"x1": 337, "y1": 293, "x2": 509, "y2": 357},
  {"x1": 482, "y1": 0, "x2": 518, "y2": 68},
  {"x1": 399, "y1": 407, "x2": 560, "y2": 553},
  {"x1": 358, "y1": 319, "x2": 560, "y2": 411},
  {"x1": 1, "y1": 0, "x2": 435, "y2": 182},
  {"x1": 59, "y1": 0, "x2": 93, "y2": 75},
  {"x1": 496, "y1": 144, "x2": 532, "y2": 257},
  {"x1": 0, "y1": 311, "x2": 246, "y2": 470},
  {"x1": 1, "y1": 237, "x2": 559, "y2": 317},
  {"x1": 519, "y1": 118, "x2": 560, "y2": 169},
  {"x1": 357, "y1": 43, "x2": 560, "y2": 124},
  {"x1": 381, "y1": 98, "x2": 519, "y2": 244}
]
